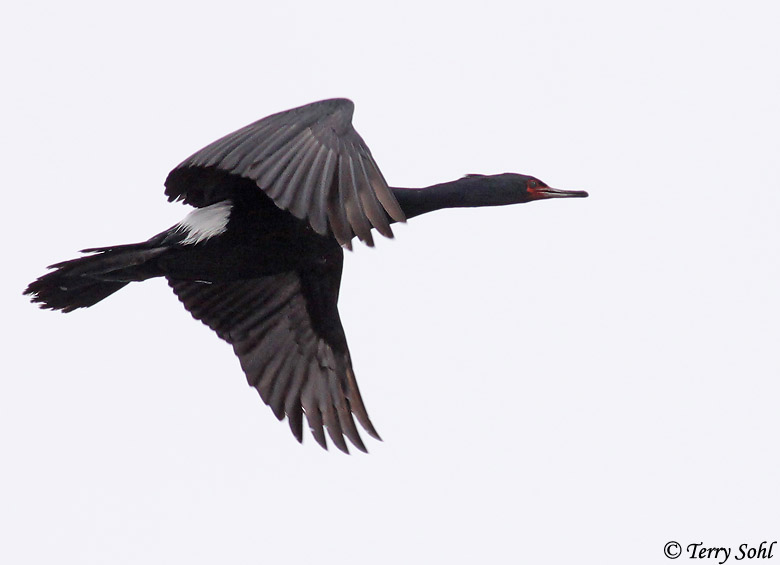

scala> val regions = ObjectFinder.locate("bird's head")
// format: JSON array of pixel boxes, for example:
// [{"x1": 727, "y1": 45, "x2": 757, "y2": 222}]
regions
[
  {"x1": 521, "y1": 174, "x2": 589, "y2": 202},
  {"x1": 460, "y1": 173, "x2": 589, "y2": 204}
]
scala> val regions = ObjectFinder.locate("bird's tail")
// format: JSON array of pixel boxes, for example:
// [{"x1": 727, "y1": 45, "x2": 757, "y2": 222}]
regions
[{"x1": 24, "y1": 244, "x2": 167, "y2": 313}]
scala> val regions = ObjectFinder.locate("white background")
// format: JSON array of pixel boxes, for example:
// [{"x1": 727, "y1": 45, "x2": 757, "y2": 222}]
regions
[{"x1": 3, "y1": 1, "x2": 779, "y2": 563}]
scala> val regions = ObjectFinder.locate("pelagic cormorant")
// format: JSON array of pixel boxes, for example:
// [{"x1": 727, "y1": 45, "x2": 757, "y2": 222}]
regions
[{"x1": 25, "y1": 99, "x2": 588, "y2": 453}]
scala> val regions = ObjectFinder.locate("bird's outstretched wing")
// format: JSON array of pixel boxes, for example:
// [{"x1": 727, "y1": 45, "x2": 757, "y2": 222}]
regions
[
  {"x1": 164, "y1": 98, "x2": 406, "y2": 248},
  {"x1": 167, "y1": 266, "x2": 379, "y2": 453}
]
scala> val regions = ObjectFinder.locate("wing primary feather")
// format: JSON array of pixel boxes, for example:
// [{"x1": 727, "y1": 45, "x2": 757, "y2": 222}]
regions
[
  {"x1": 229, "y1": 303, "x2": 287, "y2": 348},
  {"x1": 302, "y1": 379, "x2": 328, "y2": 450},
  {"x1": 345, "y1": 365, "x2": 382, "y2": 440},
  {"x1": 285, "y1": 358, "x2": 315, "y2": 443},
  {"x1": 295, "y1": 144, "x2": 328, "y2": 230},
  {"x1": 364, "y1": 152, "x2": 406, "y2": 223},
  {"x1": 320, "y1": 376, "x2": 350, "y2": 454},
  {"x1": 268, "y1": 330, "x2": 313, "y2": 419},
  {"x1": 243, "y1": 324, "x2": 291, "y2": 397},
  {"x1": 227, "y1": 280, "x2": 299, "y2": 340},
  {"x1": 255, "y1": 338, "x2": 297, "y2": 404},
  {"x1": 340, "y1": 153, "x2": 374, "y2": 246},
  {"x1": 282, "y1": 135, "x2": 323, "y2": 214},
  {"x1": 328, "y1": 365, "x2": 367, "y2": 453},
  {"x1": 257, "y1": 129, "x2": 313, "y2": 192},
  {"x1": 225, "y1": 126, "x2": 282, "y2": 172},
  {"x1": 272, "y1": 131, "x2": 319, "y2": 210},
  {"x1": 354, "y1": 149, "x2": 394, "y2": 239},
  {"x1": 238, "y1": 124, "x2": 293, "y2": 173},
  {"x1": 248, "y1": 339, "x2": 291, "y2": 390},
  {"x1": 267, "y1": 357, "x2": 297, "y2": 421},
  {"x1": 241, "y1": 124, "x2": 303, "y2": 178},
  {"x1": 287, "y1": 402, "x2": 303, "y2": 443},
  {"x1": 327, "y1": 155, "x2": 354, "y2": 247}
]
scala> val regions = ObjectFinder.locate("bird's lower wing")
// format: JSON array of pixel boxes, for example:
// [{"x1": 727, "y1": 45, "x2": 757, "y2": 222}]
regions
[{"x1": 167, "y1": 273, "x2": 379, "y2": 453}]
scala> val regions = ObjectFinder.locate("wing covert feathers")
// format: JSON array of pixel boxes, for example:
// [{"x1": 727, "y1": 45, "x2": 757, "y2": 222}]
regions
[{"x1": 165, "y1": 98, "x2": 406, "y2": 247}]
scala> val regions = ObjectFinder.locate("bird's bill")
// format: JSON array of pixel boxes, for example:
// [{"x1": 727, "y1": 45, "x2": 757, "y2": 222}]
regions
[{"x1": 529, "y1": 187, "x2": 589, "y2": 200}]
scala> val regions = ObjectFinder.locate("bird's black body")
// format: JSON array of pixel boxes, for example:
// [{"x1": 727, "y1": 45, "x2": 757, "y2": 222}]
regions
[
  {"x1": 155, "y1": 180, "x2": 341, "y2": 281},
  {"x1": 25, "y1": 98, "x2": 587, "y2": 453}
]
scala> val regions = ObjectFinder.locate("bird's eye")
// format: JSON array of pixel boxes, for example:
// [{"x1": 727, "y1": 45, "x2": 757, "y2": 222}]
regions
[{"x1": 529, "y1": 180, "x2": 538, "y2": 188}]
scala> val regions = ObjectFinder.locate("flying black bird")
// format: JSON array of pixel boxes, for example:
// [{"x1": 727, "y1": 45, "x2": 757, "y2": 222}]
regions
[{"x1": 25, "y1": 98, "x2": 588, "y2": 453}]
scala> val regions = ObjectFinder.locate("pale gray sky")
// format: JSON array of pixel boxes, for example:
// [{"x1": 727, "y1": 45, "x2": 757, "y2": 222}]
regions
[{"x1": 4, "y1": 1, "x2": 779, "y2": 563}]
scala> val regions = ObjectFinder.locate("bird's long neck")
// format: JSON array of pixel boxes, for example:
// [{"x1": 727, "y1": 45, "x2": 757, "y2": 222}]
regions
[{"x1": 390, "y1": 176, "x2": 514, "y2": 220}]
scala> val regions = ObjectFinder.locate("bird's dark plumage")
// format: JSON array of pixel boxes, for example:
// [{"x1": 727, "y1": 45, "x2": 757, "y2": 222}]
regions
[
  {"x1": 165, "y1": 98, "x2": 405, "y2": 248},
  {"x1": 24, "y1": 98, "x2": 588, "y2": 453}
]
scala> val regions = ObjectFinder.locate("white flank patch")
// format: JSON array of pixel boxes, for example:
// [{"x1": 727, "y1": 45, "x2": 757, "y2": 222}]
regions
[{"x1": 178, "y1": 200, "x2": 232, "y2": 245}]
